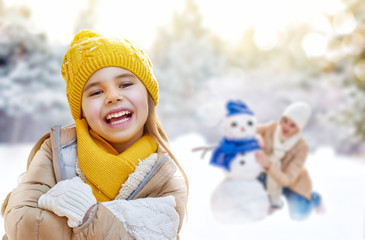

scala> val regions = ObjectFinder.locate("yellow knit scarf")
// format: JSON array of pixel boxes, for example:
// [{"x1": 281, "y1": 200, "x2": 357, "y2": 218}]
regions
[{"x1": 75, "y1": 118, "x2": 157, "y2": 202}]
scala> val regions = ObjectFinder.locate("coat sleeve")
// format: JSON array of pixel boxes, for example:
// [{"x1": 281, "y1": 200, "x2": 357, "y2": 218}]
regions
[
  {"x1": 3, "y1": 138, "x2": 134, "y2": 240},
  {"x1": 256, "y1": 121, "x2": 276, "y2": 151},
  {"x1": 130, "y1": 157, "x2": 188, "y2": 238},
  {"x1": 3, "y1": 138, "x2": 73, "y2": 240},
  {"x1": 72, "y1": 204, "x2": 133, "y2": 240},
  {"x1": 256, "y1": 121, "x2": 275, "y2": 137},
  {"x1": 266, "y1": 141, "x2": 309, "y2": 187},
  {"x1": 154, "y1": 170, "x2": 188, "y2": 234},
  {"x1": 256, "y1": 124, "x2": 267, "y2": 137}
]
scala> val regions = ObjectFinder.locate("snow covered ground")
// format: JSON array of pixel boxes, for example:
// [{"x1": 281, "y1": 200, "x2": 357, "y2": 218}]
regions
[
  {"x1": 173, "y1": 133, "x2": 365, "y2": 240},
  {"x1": 1, "y1": 133, "x2": 365, "y2": 239}
]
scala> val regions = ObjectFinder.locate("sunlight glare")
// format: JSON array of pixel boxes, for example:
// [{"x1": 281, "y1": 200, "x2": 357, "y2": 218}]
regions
[
  {"x1": 354, "y1": 60, "x2": 365, "y2": 82},
  {"x1": 195, "y1": 0, "x2": 345, "y2": 46},
  {"x1": 94, "y1": 0, "x2": 185, "y2": 49},
  {"x1": 253, "y1": 28, "x2": 278, "y2": 51},
  {"x1": 342, "y1": 33, "x2": 365, "y2": 56},
  {"x1": 4, "y1": 0, "x2": 88, "y2": 45},
  {"x1": 301, "y1": 32, "x2": 327, "y2": 58},
  {"x1": 310, "y1": 15, "x2": 333, "y2": 34},
  {"x1": 319, "y1": 0, "x2": 346, "y2": 15},
  {"x1": 333, "y1": 11, "x2": 357, "y2": 35},
  {"x1": 3, "y1": 0, "x2": 349, "y2": 49}
]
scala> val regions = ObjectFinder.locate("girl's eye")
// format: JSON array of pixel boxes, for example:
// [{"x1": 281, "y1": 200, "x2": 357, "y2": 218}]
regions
[
  {"x1": 120, "y1": 82, "x2": 133, "y2": 88},
  {"x1": 90, "y1": 90, "x2": 102, "y2": 96}
]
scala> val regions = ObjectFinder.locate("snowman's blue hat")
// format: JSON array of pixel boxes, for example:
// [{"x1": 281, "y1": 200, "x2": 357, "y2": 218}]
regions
[{"x1": 226, "y1": 100, "x2": 254, "y2": 116}]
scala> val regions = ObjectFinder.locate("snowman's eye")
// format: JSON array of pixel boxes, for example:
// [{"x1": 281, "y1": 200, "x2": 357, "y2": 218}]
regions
[
  {"x1": 231, "y1": 122, "x2": 237, "y2": 127},
  {"x1": 247, "y1": 120, "x2": 253, "y2": 126},
  {"x1": 240, "y1": 160, "x2": 245, "y2": 165}
]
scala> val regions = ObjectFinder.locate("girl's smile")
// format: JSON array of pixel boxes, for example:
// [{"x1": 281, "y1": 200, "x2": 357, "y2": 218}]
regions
[
  {"x1": 104, "y1": 108, "x2": 133, "y2": 127},
  {"x1": 81, "y1": 67, "x2": 149, "y2": 152}
]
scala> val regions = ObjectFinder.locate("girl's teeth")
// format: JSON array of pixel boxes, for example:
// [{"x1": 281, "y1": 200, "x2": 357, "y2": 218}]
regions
[
  {"x1": 109, "y1": 116, "x2": 130, "y2": 125},
  {"x1": 106, "y1": 111, "x2": 130, "y2": 120}
]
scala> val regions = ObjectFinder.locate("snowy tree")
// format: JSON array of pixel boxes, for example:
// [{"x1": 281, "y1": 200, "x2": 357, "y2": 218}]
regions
[
  {"x1": 0, "y1": 5, "x2": 71, "y2": 142},
  {"x1": 323, "y1": 0, "x2": 365, "y2": 153},
  {"x1": 150, "y1": 0, "x2": 227, "y2": 137},
  {"x1": 149, "y1": 0, "x2": 360, "y2": 155},
  {"x1": 0, "y1": 0, "x2": 102, "y2": 143}
]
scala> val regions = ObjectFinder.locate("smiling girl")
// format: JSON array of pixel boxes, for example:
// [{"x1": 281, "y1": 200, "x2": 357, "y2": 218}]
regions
[{"x1": 2, "y1": 30, "x2": 188, "y2": 240}]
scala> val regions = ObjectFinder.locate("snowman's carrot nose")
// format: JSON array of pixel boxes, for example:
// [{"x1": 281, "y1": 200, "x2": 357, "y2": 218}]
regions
[{"x1": 241, "y1": 127, "x2": 245, "y2": 132}]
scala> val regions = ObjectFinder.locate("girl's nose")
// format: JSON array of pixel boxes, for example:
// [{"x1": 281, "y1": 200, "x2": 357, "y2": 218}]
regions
[{"x1": 105, "y1": 91, "x2": 123, "y2": 104}]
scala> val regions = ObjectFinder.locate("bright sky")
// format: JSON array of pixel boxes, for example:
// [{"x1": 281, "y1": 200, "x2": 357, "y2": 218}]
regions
[{"x1": 3, "y1": 0, "x2": 352, "y2": 55}]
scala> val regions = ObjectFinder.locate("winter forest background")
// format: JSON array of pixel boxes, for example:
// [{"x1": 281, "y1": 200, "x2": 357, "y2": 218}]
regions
[
  {"x1": 1, "y1": 0, "x2": 365, "y2": 154},
  {"x1": 0, "y1": 0, "x2": 365, "y2": 239},
  {"x1": 0, "y1": 0, "x2": 364, "y2": 154}
]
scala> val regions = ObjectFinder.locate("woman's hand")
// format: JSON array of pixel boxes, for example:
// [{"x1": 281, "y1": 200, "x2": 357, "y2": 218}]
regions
[
  {"x1": 38, "y1": 177, "x2": 97, "y2": 228},
  {"x1": 255, "y1": 151, "x2": 272, "y2": 171}
]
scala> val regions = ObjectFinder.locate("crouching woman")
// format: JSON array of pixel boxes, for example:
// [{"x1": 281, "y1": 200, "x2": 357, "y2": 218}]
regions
[{"x1": 256, "y1": 102, "x2": 322, "y2": 220}]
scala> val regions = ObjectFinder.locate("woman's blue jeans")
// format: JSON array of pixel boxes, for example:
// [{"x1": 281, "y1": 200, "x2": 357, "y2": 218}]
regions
[{"x1": 258, "y1": 173, "x2": 321, "y2": 220}]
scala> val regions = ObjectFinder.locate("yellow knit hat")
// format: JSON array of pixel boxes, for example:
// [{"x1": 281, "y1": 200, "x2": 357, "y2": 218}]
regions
[{"x1": 61, "y1": 29, "x2": 158, "y2": 120}]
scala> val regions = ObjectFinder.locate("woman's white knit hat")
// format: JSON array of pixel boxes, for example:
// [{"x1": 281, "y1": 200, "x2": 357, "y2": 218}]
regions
[{"x1": 282, "y1": 102, "x2": 312, "y2": 130}]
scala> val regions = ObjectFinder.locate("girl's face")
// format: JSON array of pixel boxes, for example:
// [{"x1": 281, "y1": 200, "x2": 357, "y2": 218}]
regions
[
  {"x1": 280, "y1": 116, "x2": 299, "y2": 138},
  {"x1": 81, "y1": 67, "x2": 149, "y2": 152}
]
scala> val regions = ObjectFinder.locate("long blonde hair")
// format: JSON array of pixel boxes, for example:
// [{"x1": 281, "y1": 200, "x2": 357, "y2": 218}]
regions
[{"x1": 144, "y1": 95, "x2": 189, "y2": 198}]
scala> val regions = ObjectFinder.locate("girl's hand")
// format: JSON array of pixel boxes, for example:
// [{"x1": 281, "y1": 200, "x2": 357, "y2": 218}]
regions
[
  {"x1": 38, "y1": 177, "x2": 97, "y2": 228},
  {"x1": 255, "y1": 151, "x2": 272, "y2": 171},
  {"x1": 102, "y1": 196, "x2": 179, "y2": 240}
]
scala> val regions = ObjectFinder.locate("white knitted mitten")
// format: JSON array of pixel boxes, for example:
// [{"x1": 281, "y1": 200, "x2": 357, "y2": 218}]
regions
[
  {"x1": 38, "y1": 177, "x2": 97, "y2": 228},
  {"x1": 102, "y1": 196, "x2": 179, "y2": 240}
]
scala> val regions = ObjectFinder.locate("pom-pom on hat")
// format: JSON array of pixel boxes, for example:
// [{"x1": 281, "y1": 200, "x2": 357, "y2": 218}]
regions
[
  {"x1": 226, "y1": 100, "x2": 254, "y2": 116},
  {"x1": 282, "y1": 102, "x2": 312, "y2": 130},
  {"x1": 61, "y1": 29, "x2": 158, "y2": 121}
]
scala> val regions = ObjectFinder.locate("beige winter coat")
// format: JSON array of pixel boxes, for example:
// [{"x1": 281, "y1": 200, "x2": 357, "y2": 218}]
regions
[
  {"x1": 1, "y1": 125, "x2": 188, "y2": 240},
  {"x1": 257, "y1": 121, "x2": 312, "y2": 200}
]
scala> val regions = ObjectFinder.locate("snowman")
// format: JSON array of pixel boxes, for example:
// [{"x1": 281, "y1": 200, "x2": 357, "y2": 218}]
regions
[{"x1": 210, "y1": 100, "x2": 270, "y2": 223}]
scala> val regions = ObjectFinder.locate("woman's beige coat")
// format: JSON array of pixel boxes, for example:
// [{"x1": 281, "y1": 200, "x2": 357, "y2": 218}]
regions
[
  {"x1": 2, "y1": 125, "x2": 187, "y2": 240},
  {"x1": 257, "y1": 121, "x2": 312, "y2": 200}
]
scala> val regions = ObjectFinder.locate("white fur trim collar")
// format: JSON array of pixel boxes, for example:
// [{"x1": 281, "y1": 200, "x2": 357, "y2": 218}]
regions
[{"x1": 115, "y1": 153, "x2": 159, "y2": 200}]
